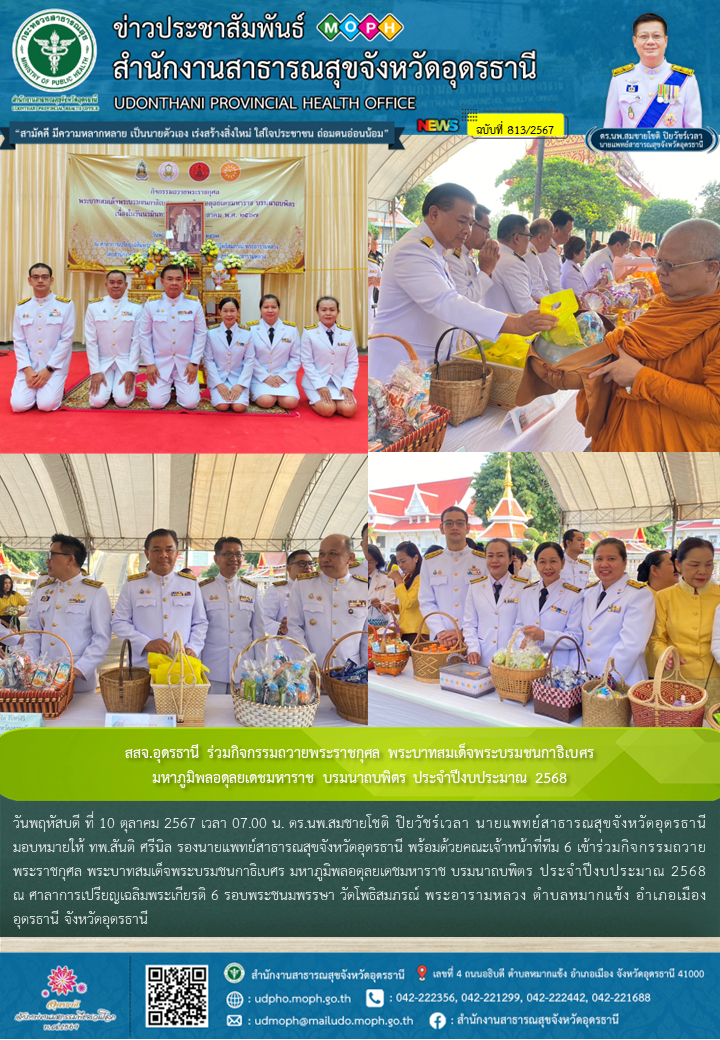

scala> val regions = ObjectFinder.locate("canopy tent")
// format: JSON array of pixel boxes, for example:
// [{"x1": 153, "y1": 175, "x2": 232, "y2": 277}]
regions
[
  {"x1": 535, "y1": 453, "x2": 720, "y2": 534},
  {"x1": 368, "y1": 136, "x2": 471, "y2": 213},
  {"x1": 0, "y1": 454, "x2": 367, "y2": 553}
]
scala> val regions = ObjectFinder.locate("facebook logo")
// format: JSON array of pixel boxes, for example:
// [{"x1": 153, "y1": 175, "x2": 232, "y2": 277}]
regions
[{"x1": 430, "y1": 1012, "x2": 447, "y2": 1029}]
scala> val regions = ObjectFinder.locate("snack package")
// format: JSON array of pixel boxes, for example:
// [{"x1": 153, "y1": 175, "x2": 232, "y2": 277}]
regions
[
  {"x1": 628, "y1": 277, "x2": 654, "y2": 301},
  {"x1": 581, "y1": 290, "x2": 609, "y2": 315},
  {"x1": 576, "y1": 310, "x2": 606, "y2": 348},
  {"x1": 548, "y1": 664, "x2": 592, "y2": 690},
  {"x1": 52, "y1": 661, "x2": 72, "y2": 689},
  {"x1": 31, "y1": 654, "x2": 53, "y2": 690},
  {"x1": 493, "y1": 637, "x2": 546, "y2": 671},
  {"x1": 480, "y1": 333, "x2": 532, "y2": 369},
  {"x1": 539, "y1": 290, "x2": 584, "y2": 348}
]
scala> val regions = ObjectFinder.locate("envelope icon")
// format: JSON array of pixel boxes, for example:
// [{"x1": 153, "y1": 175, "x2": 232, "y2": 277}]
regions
[{"x1": 227, "y1": 1014, "x2": 243, "y2": 1026}]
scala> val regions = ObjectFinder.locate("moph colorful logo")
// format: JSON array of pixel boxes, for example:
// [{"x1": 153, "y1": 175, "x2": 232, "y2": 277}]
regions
[{"x1": 317, "y1": 13, "x2": 403, "y2": 41}]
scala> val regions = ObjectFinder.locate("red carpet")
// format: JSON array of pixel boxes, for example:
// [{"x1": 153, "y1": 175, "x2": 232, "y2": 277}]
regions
[{"x1": 0, "y1": 352, "x2": 367, "y2": 453}]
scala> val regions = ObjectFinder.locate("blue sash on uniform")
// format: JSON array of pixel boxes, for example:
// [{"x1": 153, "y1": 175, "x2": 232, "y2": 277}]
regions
[{"x1": 636, "y1": 69, "x2": 688, "y2": 128}]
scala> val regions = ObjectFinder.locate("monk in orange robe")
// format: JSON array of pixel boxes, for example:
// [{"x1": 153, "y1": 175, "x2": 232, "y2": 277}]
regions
[{"x1": 579, "y1": 218, "x2": 720, "y2": 450}]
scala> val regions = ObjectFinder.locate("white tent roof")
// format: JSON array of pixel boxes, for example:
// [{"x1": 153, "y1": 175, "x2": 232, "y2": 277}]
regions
[
  {"x1": 535, "y1": 453, "x2": 720, "y2": 526},
  {"x1": 368, "y1": 136, "x2": 471, "y2": 211},
  {"x1": 0, "y1": 454, "x2": 367, "y2": 552}
]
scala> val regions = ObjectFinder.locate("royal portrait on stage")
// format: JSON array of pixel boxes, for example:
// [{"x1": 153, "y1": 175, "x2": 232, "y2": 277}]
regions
[{"x1": 165, "y1": 202, "x2": 204, "y2": 253}]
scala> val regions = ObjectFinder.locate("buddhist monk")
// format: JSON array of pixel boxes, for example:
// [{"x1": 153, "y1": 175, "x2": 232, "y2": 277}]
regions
[{"x1": 581, "y1": 218, "x2": 720, "y2": 450}]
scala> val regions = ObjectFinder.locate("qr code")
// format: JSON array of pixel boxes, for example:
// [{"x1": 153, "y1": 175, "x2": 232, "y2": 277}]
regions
[{"x1": 146, "y1": 964, "x2": 209, "y2": 1028}]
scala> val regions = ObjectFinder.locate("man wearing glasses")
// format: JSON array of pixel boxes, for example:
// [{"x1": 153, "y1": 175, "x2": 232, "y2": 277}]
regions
[
  {"x1": 483, "y1": 215, "x2": 538, "y2": 317},
  {"x1": 605, "y1": 13, "x2": 702, "y2": 129},
  {"x1": 198, "y1": 537, "x2": 265, "y2": 694},
  {"x1": 583, "y1": 217, "x2": 720, "y2": 450},
  {"x1": 24, "y1": 535, "x2": 111, "y2": 693},
  {"x1": 445, "y1": 204, "x2": 499, "y2": 303},
  {"x1": 419, "y1": 507, "x2": 486, "y2": 648},
  {"x1": 11, "y1": 263, "x2": 75, "y2": 413},
  {"x1": 112, "y1": 528, "x2": 208, "y2": 668},
  {"x1": 262, "y1": 549, "x2": 315, "y2": 639}
]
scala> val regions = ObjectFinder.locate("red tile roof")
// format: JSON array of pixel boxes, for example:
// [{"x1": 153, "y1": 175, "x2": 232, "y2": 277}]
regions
[{"x1": 370, "y1": 477, "x2": 479, "y2": 519}]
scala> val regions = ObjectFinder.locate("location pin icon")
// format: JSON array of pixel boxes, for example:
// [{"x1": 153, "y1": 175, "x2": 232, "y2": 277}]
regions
[{"x1": 417, "y1": 965, "x2": 427, "y2": 980}]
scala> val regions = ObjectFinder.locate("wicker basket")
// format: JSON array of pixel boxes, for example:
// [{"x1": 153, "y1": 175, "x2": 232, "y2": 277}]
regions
[
  {"x1": 151, "y1": 632, "x2": 210, "y2": 726},
  {"x1": 429, "y1": 327, "x2": 493, "y2": 427},
  {"x1": 368, "y1": 333, "x2": 450, "y2": 451},
  {"x1": 322, "y1": 631, "x2": 368, "y2": 724},
  {"x1": 531, "y1": 635, "x2": 586, "y2": 724},
  {"x1": 581, "y1": 657, "x2": 631, "y2": 727},
  {"x1": 455, "y1": 331, "x2": 524, "y2": 410},
  {"x1": 410, "y1": 612, "x2": 467, "y2": 684},
  {"x1": 371, "y1": 619, "x2": 411, "y2": 677},
  {"x1": 704, "y1": 702, "x2": 720, "y2": 730},
  {"x1": 628, "y1": 646, "x2": 708, "y2": 727},
  {"x1": 230, "y1": 635, "x2": 321, "y2": 727},
  {"x1": 0, "y1": 631, "x2": 75, "y2": 719},
  {"x1": 99, "y1": 638, "x2": 151, "y2": 713},
  {"x1": 490, "y1": 627, "x2": 547, "y2": 706}
]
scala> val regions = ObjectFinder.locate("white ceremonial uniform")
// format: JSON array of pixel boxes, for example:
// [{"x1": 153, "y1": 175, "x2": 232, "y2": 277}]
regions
[
  {"x1": 605, "y1": 60, "x2": 702, "y2": 129},
  {"x1": 445, "y1": 245, "x2": 492, "y2": 303},
  {"x1": 540, "y1": 245, "x2": 563, "y2": 294},
  {"x1": 200, "y1": 574, "x2": 265, "y2": 692},
  {"x1": 263, "y1": 579, "x2": 292, "y2": 637},
  {"x1": 463, "y1": 572, "x2": 528, "y2": 666},
  {"x1": 560, "y1": 261, "x2": 589, "y2": 298},
  {"x1": 111, "y1": 570, "x2": 209, "y2": 669},
  {"x1": 561, "y1": 556, "x2": 592, "y2": 589},
  {"x1": 526, "y1": 245, "x2": 550, "y2": 299},
  {"x1": 11, "y1": 292, "x2": 75, "y2": 412},
  {"x1": 248, "y1": 318, "x2": 301, "y2": 399},
  {"x1": 580, "y1": 576, "x2": 656, "y2": 683},
  {"x1": 369, "y1": 220, "x2": 507, "y2": 381},
  {"x1": 516, "y1": 579, "x2": 584, "y2": 668},
  {"x1": 483, "y1": 243, "x2": 536, "y2": 315},
  {"x1": 25, "y1": 575, "x2": 112, "y2": 694},
  {"x1": 300, "y1": 323, "x2": 359, "y2": 404},
  {"x1": 84, "y1": 293, "x2": 143, "y2": 408},
  {"x1": 351, "y1": 559, "x2": 369, "y2": 579},
  {"x1": 203, "y1": 322, "x2": 255, "y2": 407},
  {"x1": 138, "y1": 292, "x2": 206, "y2": 409},
  {"x1": 582, "y1": 246, "x2": 615, "y2": 287},
  {"x1": 287, "y1": 572, "x2": 368, "y2": 667},
  {"x1": 418, "y1": 546, "x2": 487, "y2": 640}
]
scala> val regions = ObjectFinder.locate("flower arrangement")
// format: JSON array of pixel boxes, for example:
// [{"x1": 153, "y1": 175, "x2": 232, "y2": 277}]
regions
[
  {"x1": 221, "y1": 254, "x2": 245, "y2": 272},
  {"x1": 172, "y1": 251, "x2": 197, "y2": 269},
  {"x1": 200, "y1": 239, "x2": 220, "y2": 261},
  {"x1": 147, "y1": 242, "x2": 170, "y2": 261},
  {"x1": 125, "y1": 251, "x2": 147, "y2": 270}
]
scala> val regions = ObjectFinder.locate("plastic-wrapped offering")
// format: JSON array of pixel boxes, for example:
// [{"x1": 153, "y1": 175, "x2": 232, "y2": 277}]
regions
[
  {"x1": 581, "y1": 290, "x2": 608, "y2": 314},
  {"x1": 492, "y1": 638, "x2": 546, "y2": 670},
  {"x1": 539, "y1": 290, "x2": 584, "y2": 348},
  {"x1": 576, "y1": 310, "x2": 606, "y2": 348},
  {"x1": 548, "y1": 664, "x2": 592, "y2": 690}
]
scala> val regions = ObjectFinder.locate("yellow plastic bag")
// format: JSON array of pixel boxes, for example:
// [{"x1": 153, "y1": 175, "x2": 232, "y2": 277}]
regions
[
  {"x1": 481, "y1": 334, "x2": 531, "y2": 369},
  {"x1": 148, "y1": 651, "x2": 210, "y2": 686},
  {"x1": 539, "y1": 290, "x2": 583, "y2": 348}
]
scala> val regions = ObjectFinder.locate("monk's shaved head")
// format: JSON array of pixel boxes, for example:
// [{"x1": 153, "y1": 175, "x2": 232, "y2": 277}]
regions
[
  {"x1": 656, "y1": 218, "x2": 720, "y2": 300},
  {"x1": 662, "y1": 218, "x2": 720, "y2": 262}
]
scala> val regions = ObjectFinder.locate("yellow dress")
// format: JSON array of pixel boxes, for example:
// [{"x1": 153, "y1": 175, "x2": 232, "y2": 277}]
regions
[
  {"x1": 644, "y1": 587, "x2": 658, "y2": 678},
  {"x1": 649, "y1": 579, "x2": 720, "y2": 696},
  {"x1": 395, "y1": 576, "x2": 428, "y2": 637}
]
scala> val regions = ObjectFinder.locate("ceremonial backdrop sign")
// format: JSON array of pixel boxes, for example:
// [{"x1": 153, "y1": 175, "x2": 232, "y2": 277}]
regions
[{"x1": 65, "y1": 153, "x2": 305, "y2": 272}]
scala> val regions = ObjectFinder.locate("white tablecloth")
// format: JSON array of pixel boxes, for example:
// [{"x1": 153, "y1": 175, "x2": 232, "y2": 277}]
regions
[{"x1": 442, "y1": 390, "x2": 590, "y2": 452}]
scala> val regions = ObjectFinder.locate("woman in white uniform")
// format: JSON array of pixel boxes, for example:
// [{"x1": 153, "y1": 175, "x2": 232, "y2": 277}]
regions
[
  {"x1": 300, "y1": 296, "x2": 359, "y2": 418},
  {"x1": 560, "y1": 237, "x2": 589, "y2": 302},
  {"x1": 517, "y1": 541, "x2": 584, "y2": 668},
  {"x1": 465, "y1": 538, "x2": 528, "y2": 667},
  {"x1": 203, "y1": 297, "x2": 255, "y2": 412},
  {"x1": 248, "y1": 294, "x2": 300, "y2": 409},
  {"x1": 580, "y1": 537, "x2": 656, "y2": 684}
]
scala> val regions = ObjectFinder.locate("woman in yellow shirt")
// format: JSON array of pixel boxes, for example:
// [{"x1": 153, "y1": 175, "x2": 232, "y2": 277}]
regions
[
  {"x1": 0, "y1": 574, "x2": 27, "y2": 632},
  {"x1": 649, "y1": 537, "x2": 720, "y2": 697},
  {"x1": 637, "y1": 549, "x2": 678, "y2": 677},
  {"x1": 382, "y1": 541, "x2": 428, "y2": 644}
]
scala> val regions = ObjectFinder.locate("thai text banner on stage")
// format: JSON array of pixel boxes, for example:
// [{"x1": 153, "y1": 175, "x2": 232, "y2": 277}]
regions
[{"x1": 65, "y1": 154, "x2": 305, "y2": 272}]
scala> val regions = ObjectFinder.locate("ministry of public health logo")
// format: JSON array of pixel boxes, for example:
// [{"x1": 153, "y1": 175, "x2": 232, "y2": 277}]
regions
[
  {"x1": 317, "y1": 13, "x2": 403, "y2": 40},
  {"x1": 13, "y1": 10, "x2": 97, "y2": 92}
]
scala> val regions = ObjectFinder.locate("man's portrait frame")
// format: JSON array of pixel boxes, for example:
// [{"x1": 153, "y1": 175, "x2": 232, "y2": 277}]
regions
[{"x1": 165, "y1": 202, "x2": 205, "y2": 255}]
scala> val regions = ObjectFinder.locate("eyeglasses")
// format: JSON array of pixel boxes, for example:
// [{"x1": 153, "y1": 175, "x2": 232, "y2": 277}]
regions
[
  {"x1": 47, "y1": 551, "x2": 74, "y2": 559},
  {"x1": 635, "y1": 33, "x2": 665, "y2": 42},
  {"x1": 514, "y1": 231, "x2": 531, "y2": 238},
  {"x1": 474, "y1": 222, "x2": 491, "y2": 233},
  {"x1": 219, "y1": 552, "x2": 243, "y2": 559},
  {"x1": 651, "y1": 257, "x2": 718, "y2": 274}
]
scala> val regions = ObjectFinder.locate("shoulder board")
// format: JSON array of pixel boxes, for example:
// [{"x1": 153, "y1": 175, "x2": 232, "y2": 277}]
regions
[
  {"x1": 199, "y1": 577, "x2": 215, "y2": 587},
  {"x1": 305, "y1": 324, "x2": 318, "y2": 330},
  {"x1": 627, "y1": 579, "x2": 647, "y2": 589},
  {"x1": 89, "y1": 297, "x2": 103, "y2": 304},
  {"x1": 81, "y1": 568, "x2": 88, "y2": 576},
  {"x1": 184, "y1": 294, "x2": 199, "y2": 301},
  {"x1": 586, "y1": 580, "x2": 600, "y2": 589},
  {"x1": 671, "y1": 65, "x2": 694, "y2": 76},
  {"x1": 352, "y1": 574, "x2": 368, "y2": 583},
  {"x1": 241, "y1": 577, "x2": 257, "y2": 588},
  {"x1": 472, "y1": 549, "x2": 485, "y2": 558},
  {"x1": 38, "y1": 571, "x2": 48, "y2": 576},
  {"x1": 471, "y1": 575, "x2": 488, "y2": 584},
  {"x1": 421, "y1": 237, "x2": 435, "y2": 249},
  {"x1": 425, "y1": 549, "x2": 443, "y2": 559},
  {"x1": 127, "y1": 572, "x2": 146, "y2": 582},
  {"x1": 337, "y1": 324, "x2": 350, "y2": 331},
  {"x1": 55, "y1": 296, "x2": 71, "y2": 304},
  {"x1": 563, "y1": 582, "x2": 581, "y2": 593},
  {"x1": 298, "y1": 572, "x2": 316, "y2": 580},
  {"x1": 238, "y1": 323, "x2": 248, "y2": 331},
  {"x1": 612, "y1": 64, "x2": 635, "y2": 76},
  {"x1": 82, "y1": 578, "x2": 103, "y2": 588},
  {"x1": 511, "y1": 574, "x2": 528, "y2": 583},
  {"x1": 148, "y1": 293, "x2": 162, "y2": 301},
  {"x1": 17, "y1": 296, "x2": 31, "y2": 305},
  {"x1": 246, "y1": 319, "x2": 259, "y2": 326},
  {"x1": 524, "y1": 580, "x2": 539, "y2": 589},
  {"x1": 37, "y1": 578, "x2": 56, "y2": 589},
  {"x1": 579, "y1": 558, "x2": 590, "y2": 565},
  {"x1": 452, "y1": 247, "x2": 462, "y2": 258},
  {"x1": 349, "y1": 560, "x2": 361, "y2": 568},
  {"x1": 273, "y1": 579, "x2": 288, "y2": 587},
  {"x1": 179, "y1": 571, "x2": 197, "y2": 581},
  {"x1": 283, "y1": 320, "x2": 296, "y2": 327}
]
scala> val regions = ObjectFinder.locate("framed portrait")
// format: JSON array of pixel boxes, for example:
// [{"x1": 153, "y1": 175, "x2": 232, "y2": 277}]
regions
[{"x1": 165, "y1": 202, "x2": 204, "y2": 254}]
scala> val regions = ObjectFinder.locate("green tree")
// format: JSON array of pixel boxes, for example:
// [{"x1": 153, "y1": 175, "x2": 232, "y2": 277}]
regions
[
  {"x1": 698, "y1": 181, "x2": 720, "y2": 223},
  {"x1": 638, "y1": 198, "x2": 694, "y2": 242},
  {"x1": 643, "y1": 522, "x2": 671, "y2": 549},
  {"x1": 244, "y1": 552, "x2": 261, "y2": 567},
  {"x1": 201, "y1": 563, "x2": 219, "y2": 579},
  {"x1": 470, "y1": 454, "x2": 561, "y2": 540},
  {"x1": 1, "y1": 547, "x2": 45, "y2": 573},
  {"x1": 399, "y1": 179, "x2": 434, "y2": 225},
  {"x1": 368, "y1": 221, "x2": 380, "y2": 239},
  {"x1": 496, "y1": 156, "x2": 642, "y2": 233}
]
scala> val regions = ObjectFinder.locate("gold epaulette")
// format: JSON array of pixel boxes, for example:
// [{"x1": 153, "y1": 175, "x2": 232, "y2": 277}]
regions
[
  {"x1": 241, "y1": 577, "x2": 257, "y2": 588},
  {"x1": 55, "y1": 296, "x2": 71, "y2": 303},
  {"x1": 246, "y1": 319, "x2": 259, "y2": 326},
  {"x1": 421, "y1": 237, "x2": 434, "y2": 249},
  {"x1": 563, "y1": 582, "x2": 581, "y2": 593},
  {"x1": 352, "y1": 574, "x2": 368, "y2": 583},
  {"x1": 453, "y1": 247, "x2": 462, "y2": 258},
  {"x1": 579, "y1": 557, "x2": 590, "y2": 564},
  {"x1": 180, "y1": 571, "x2": 197, "y2": 581},
  {"x1": 525, "y1": 580, "x2": 539, "y2": 588},
  {"x1": 612, "y1": 64, "x2": 635, "y2": 76},
  {"x1": 17, "y1": 296, "x2": 31, "y2": 305},
  {"x1": 239, "y1": 323, "x2": 248, "y2": 330},
  {"x1": 511, "y1": 574, "x2": 528, "y2": 583},
  {"x1": 586, "y1": 580, "x2": 600, "y2": 589},
  {"x1": 349, "y1": 560, "x2": 361, "y2": 568},
  {"x1": 283, "y1": 320, "x2": 296, "y2": 327},
  {"x1": 82, "y1": 578, "x2": 103, "y2": 588},
  {"x1": 627, "y1": 579, "x2": 647, "y2": 589},
  {"x1": 472, "y1": 549, "x2": 485, "y2": 558},
  {"x1": 671, "y1": 65, "x2": 694, "y2": 76},
  {"x1": 127, "y1": 572, "x2": 146, "y2": 582},
  {"x1": 37, "y1": 578, "x2": 56, "y2": 589},
  {"x1": 337, "y1": 324, "x2": 351, "y2": 331},
  {"x1": 471, "y1": 575, "x2": 488, "y2": 584},
  {"x1": 81, "y1": 568, "x2": 88, "y2": 576},
  {"x1": 148, "y1": 293, "x2": 162, "y2": 301},
  {"x1": 273, "y1": 579, "x2": 288, "y2": 587},
  {"x1": 425, "y1": 549, "x2": 443, "y2": 559},
  {"x1": 184, "y1": 294, "x2": 199, "y2": 301},
  {"x1": 89, "y1": 297, "x2": 103, "y2": 304},
  {"x1": 305, "y1": 324, "x2": 318, "y2": 330},
  {"x1": 298, "y1": 572, "x2": 316, "y2": 580},
  {"x1": 199, "y1": 577, "x2": 215, "y2": 587}
]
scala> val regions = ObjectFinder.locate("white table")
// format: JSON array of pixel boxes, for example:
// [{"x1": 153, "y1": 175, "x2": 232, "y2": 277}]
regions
[
  {"x1": 43, "y1": 692, "x2": 360, "y2": 727},
  {"x1": 442, "y1": 390, "x2": 590, "y2": 452},
  {"x1": 369, "y1": 660, "x2": 581, "y2": 728}
]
